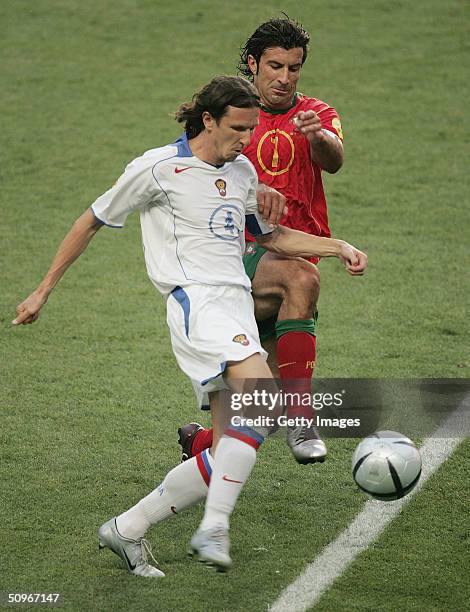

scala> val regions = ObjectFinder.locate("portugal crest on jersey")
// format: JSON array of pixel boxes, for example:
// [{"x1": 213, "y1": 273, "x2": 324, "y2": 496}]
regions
[{"x1": 256, "y1": 129, "x2": 295, "y2": 176}]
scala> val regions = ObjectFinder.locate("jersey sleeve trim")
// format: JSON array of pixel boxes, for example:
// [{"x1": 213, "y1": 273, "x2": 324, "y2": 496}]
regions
[
  {"x1": 90, "y1": 205, "x2": 123, "y2": 228},
  {"x1": 246, "y1": 213, "x2": 274, "y2": 236},
  {"x1": 323, "y1": 128, "x2": 341, "y2": 142}
]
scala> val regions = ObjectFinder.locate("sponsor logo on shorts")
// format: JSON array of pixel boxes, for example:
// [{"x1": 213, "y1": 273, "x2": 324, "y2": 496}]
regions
[
  {"x1": 233, "y1": 333, "x2": 250, "y2": 346},
  {"x1": 215, "y1": 179, "x2": 227, "y2": 196},
  {"x1": 306, "y1": 360, "x2": 316, "y2": 369}
]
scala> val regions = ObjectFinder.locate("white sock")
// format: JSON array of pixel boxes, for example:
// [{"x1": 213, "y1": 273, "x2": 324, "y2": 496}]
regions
[
  {"x1": 199, "y1": 435, "x2": 258, "y2": 531},
  {"x1": 116, "y1": 450, "x2": 214, "y2": 540}
]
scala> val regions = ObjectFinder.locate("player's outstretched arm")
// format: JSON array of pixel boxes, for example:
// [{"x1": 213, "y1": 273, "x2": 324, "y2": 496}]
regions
[
  {"x1": 12, "y1": 208, "x2": 104, "y2": 325},
  {"x1": 256, "y1": 225, "x2": 367, "y2": 275}
]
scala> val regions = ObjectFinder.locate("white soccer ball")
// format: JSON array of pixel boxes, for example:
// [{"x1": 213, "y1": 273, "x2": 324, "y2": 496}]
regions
[{"x1": 352, "y1": 430, "x2": 422, "y2": 501}]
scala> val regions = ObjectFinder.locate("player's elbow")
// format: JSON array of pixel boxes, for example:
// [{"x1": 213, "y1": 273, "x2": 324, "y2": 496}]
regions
[
  {"x1": 71, "y1": 208, "x2": 104, "y2": 242},
  {"x1": 324, "y1": 154, "x2": 343, "y2": 174},
  {"x1": 326, "y1": 164, "x2": 341, "y2": 174},
  {"x1": 84, "y1": 208, "x2": 104, "y2": 230},
  {"x1": 323, "y1": 142, "x2": 344, "y2": 174}
]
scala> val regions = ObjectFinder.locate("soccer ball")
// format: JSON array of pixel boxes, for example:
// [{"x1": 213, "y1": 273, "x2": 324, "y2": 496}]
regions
[{"x1": 352, "y1": 430, "x2": 422, "y2": 501}]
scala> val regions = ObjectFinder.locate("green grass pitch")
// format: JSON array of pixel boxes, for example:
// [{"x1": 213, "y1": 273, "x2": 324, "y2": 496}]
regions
[{"x1": 1, "y1": 0, "x2": 469, "y2": 610}]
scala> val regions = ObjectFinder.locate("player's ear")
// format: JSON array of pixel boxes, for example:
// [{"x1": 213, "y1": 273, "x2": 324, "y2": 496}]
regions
[
  {"x1": 247, "y1": 55, "x2": 258, "y2": 77},
  {"x1": 202, "y1": 111, "x2": 214, "y2": 132}
]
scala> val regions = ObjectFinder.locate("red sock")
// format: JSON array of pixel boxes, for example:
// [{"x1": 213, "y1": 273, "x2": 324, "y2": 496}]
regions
[
  {"x1": 277, "y1": 331, "x2": 316, "y2": 419},
  {"x1": 191, "y1": 428, "x2": 213, "y2": 455}
]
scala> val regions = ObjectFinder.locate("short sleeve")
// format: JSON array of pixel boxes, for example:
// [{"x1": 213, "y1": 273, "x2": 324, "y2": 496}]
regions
[
  {"x1": 318, "y1": 106, "x2": 343, "y2": 141},
  {"x1": 305, "y1": 98, "x2": 344, "y2": 141},
  {"x1": 91, "y1": 157, "x2": 161, "y2": 228},
  {"x1": 245, "y1": 166, "x2": 259, "y2": 215},
  {"x1": 244, "y1": 164, "x2": 274, "y2": 236}
]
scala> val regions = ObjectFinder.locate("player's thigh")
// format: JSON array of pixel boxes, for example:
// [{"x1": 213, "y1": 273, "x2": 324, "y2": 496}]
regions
[
  {"x1": 225, "y1": 352, "x2": 273, "y2": 383},
  {"x1": 251, "y1": 251, "x2": 319, "y2": 320}
]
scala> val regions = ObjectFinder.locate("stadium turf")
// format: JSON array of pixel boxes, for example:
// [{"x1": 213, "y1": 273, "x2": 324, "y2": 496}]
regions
[{"x1": 1, "y1": 0, "x2": 468, "y2": 610}]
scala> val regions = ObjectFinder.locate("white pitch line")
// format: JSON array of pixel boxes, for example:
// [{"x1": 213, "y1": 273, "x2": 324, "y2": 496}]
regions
[{"x1": 270, "y1": 395, "x2": 470, "y2": 612}]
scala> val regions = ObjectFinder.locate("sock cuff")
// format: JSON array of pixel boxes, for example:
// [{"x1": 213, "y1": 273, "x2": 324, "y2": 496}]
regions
[
  {"x1": 195, "y1": 449, "x2": 213, "y2": 487},
  {"x1": 225, "y1": 426, "x2": 264, "y2": 450},
  {"x1": 275, "y1": 317, "x2": 317, "y2": 339}
]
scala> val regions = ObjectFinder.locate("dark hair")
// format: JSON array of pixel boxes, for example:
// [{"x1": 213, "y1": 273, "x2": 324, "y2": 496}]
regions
[
  {"x1": 238, "y1": 15, "x2": 310, "y2": 79},
  {"x1": 175, "y1": 75, "x2": 260, "y2": 138}
]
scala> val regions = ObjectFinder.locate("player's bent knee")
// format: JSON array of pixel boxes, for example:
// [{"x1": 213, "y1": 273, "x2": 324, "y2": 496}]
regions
[{"x1": 284, "y1": 260, "x2": 320, "y2": 299}]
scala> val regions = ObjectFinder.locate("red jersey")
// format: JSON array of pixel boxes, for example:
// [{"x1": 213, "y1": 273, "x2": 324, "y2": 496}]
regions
[{"x1": 243, "y1": 93, "x2": 343, "y2": 242}]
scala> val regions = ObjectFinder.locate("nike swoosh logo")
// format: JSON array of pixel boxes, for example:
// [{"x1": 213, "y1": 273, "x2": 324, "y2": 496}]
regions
[
  {"x1": 170, "y1": 506, "x2": 178, "y2": 514},
  {"x1": 122, "y1": 547, "x2": 136, "y2": 570},
  {"x1": 278, "y1": 362, "x2": 297, "y2": 369},
  {"x1": 222, "y1": 475, "x2": 243, "y2": 484},
  {"x1": 174, "y1": 167, "x2": 191, "y2": 173}
]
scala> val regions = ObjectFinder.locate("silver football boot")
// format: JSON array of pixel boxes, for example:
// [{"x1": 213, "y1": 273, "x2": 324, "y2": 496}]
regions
[
  {"x1": 189, "y1": 526, "x2": 232, "y2": 571},
  {"x1": 287, "y1": 423, "x2": 327, "y2": 464},
  {"x1": 98, "y1": 518, "x2": 165, "y2": 578}
]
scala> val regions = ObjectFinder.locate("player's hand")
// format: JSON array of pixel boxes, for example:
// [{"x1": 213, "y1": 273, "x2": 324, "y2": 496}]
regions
[
  {"x1": 337, "y1": 241, "x2": 368, "y2": 275},
  {"x1": 292, "y1": 110, "x2": 325, "y2": 144},
  {"x1": 256, "y1": 183, "x2": 288, "y2": 227},
  {"x1": 12, "y1": 289, "x2": 49, "y2": 325}
]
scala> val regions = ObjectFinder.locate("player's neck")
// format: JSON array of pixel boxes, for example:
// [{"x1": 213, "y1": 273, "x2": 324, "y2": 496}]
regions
[
  {"x1": 260, "y1": 92, "x2": 298, "y2": 114},
  {"x1": 189, "y1": 132, "x2": 225, "y2": 167}
]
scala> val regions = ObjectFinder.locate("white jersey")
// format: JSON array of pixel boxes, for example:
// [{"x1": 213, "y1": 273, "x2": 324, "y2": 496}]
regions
[{"x1": 91, "y1": 133, "x2": 271, "y2": 295}]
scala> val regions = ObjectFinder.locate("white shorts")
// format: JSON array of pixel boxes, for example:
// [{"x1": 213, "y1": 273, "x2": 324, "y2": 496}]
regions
[{"x1": 166, "y1": 284, "x2": 267, "y2": 408}]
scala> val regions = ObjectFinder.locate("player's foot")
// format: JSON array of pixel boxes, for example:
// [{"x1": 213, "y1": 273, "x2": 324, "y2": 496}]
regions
[
  {"x1": 287, "y1": 424, "x2": 327, "y2": 464},
  {"x1": 98, "y1": 518, "x2": 165, "y2": 578},
  {"x1": 178, "y1": 422, "x2": 204, "y2": 462},
  {"x1": 189, "y1": 526, "x2": 232, "y2": 571}
]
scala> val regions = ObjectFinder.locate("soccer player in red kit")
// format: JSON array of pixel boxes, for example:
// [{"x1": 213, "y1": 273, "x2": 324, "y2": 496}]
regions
[{"x1": 179, "y1": 16, "x2": 345, "y2": 464}]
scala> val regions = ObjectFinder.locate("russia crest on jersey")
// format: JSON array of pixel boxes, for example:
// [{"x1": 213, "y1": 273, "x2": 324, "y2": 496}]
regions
[{"x1": 233, "y1": 333, "x2": 250, "y2": 346}]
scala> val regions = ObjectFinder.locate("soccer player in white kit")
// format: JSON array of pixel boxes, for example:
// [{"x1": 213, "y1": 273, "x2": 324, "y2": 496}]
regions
[{"x1": 13, "y1": 76, "x2": 367, "y2": 575}]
